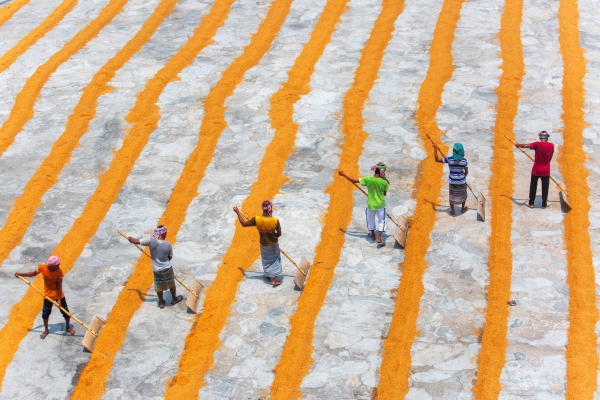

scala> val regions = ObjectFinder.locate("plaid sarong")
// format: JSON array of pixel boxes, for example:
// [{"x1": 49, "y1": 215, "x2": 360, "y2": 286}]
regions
[
  {"x1": 260, "y1": 243, "x2": 283, "y2": 278},
  {"x1": 449, "y1": 183, "x2": 467, "y2": 205},
  {"x1": 153, "y1": 267, "x2": 175, "y2": 292}
]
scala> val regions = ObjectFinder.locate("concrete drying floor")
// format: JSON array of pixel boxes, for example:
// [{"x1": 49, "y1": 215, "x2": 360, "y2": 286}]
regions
[{"x1": 0, "y1": 0, "x2": 599, "y2": 398}]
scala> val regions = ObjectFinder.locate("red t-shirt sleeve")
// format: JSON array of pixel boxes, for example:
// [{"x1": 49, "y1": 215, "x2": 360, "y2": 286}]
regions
[{"x1": 529, "y1": 142, "x2": 537, "y2": 150}]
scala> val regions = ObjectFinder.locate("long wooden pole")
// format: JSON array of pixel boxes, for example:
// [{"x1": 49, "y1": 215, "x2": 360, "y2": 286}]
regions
[
  {"x1": 466, "y1": 183, "x2": 483, "y2": 205},
  {"x1": 117, "y1": 231, "x2": 199, "y2": 298},
  {"x1": 349, "y1": 182, "x2": 409, "y2": 232},
  {"x1": 237, "y1": 210, "x2": 306, "y2": 276},
  {"x1": 426, "y1": 133, "x2": 483, "y2": 206},
  {"x1": 17, "y1": 275, "x2": 98, "y2": 336},
  {"x1": 503, "y1": 134, "x2": 569, "y2": 196}
]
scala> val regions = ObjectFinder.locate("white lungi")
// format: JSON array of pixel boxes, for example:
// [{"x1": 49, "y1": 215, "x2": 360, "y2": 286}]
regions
[{"x1": 365, "y1": 207, "x2": 386, "y2": 231}]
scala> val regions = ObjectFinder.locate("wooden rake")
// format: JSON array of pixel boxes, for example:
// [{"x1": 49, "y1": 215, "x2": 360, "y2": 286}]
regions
[
  {"x1": 349, "y1": 182, "x2": 410, "y2": 248},
  {"x1": 504, "y1": 135, "x2": 571, "y2": 209},
  {"x1": 237, "y1": 210, "x2": 311, "y2": 290},
  {"x1": 117, "y1": 231, "x2": 204, "y2": 313},
  {"x1": 426, "y1": 133, "x2": 486, "y2": 221},
  {"x1": 17, "y1": 275, "x2": 105, "y2": 352}
]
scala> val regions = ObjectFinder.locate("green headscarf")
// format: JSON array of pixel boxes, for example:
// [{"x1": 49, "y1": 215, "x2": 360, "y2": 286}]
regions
[{"x1": 452, "y1": 143, "x2": 465, "y2": 161}]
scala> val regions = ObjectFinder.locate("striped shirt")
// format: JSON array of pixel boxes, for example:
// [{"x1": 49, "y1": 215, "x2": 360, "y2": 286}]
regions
[{"x1": 442, "y1": 157, "x2": 468, "y2": 184}]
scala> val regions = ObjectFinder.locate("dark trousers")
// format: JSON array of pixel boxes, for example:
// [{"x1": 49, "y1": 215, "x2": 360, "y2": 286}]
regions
[
  {"x1": 42, "y1": 298, "x2": 69, "y2": 320},
  {"x1": 529, "y1": 174, "x2": 550, "y2": 207}
]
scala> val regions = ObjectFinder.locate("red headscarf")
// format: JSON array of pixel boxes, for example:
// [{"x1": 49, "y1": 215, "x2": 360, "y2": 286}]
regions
[{"x1": 262, "y1": 200, "x2": 273, "y2": 216}]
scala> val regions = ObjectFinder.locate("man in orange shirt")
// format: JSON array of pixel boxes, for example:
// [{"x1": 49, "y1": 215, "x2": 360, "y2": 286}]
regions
[{"x1": 15, "y1": 255, "x2": 75, "y2": 339}]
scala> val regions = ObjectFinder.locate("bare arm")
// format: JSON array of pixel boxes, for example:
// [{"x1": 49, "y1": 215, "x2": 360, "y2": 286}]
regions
[
  {"x1": 464, "y1": 167, "x2": 468, "y2": 176},
  {"x1": 128, "y1": 236, "x2": 141, "y2": 245},
  {"x1": 232, "y1": 207, "x2": 251, "y2": 227},
  {"x1": 14, "y1": 270, "x2": 38, "y2": 278},
  {"x1": 56, "y1": 277, "x2": 63, "y2": 300},
  {"x1": 515, "y1": 143, "x2": 530, "y2": 149},
  {"x1": 337, "y1": 170, "x2": 360, "y2": 184},
  {"x1": 275, "y1": 220, "x2": 282, "y2": 238},
  {"x1": 432, "y1": 144, "x2": 444, "y2": 163}
]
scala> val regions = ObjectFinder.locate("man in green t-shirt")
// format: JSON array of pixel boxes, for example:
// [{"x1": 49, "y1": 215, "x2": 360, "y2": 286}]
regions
[{"x1": 338, "y1": 163, "x2": 390, "y2": 243}]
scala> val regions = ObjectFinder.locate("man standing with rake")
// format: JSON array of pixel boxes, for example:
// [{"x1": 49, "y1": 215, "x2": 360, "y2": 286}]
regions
[
  {"x1": 514, "y1": 131, "x2": 554, "y2": 209},
  {"x1": 338, "y1": 162, "x2": 390, "y2": 243},
  {"x1": 433, "y1": 142, "x2": 469, "y2": 217},
  {"x1": 14, "y1": 256, "x2": 76, "y2": 339},
  {"x1": 128, "y1": 225, "x2": 183, "y2": 309},
  {"x1": 233, "y1": 200, "x2": 283, "y2": 286}
]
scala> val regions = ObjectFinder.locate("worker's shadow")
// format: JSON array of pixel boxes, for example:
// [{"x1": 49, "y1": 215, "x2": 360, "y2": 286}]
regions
[
  {"x1": 30, "y1": 323, "x2": 84, "y2": 338},
  {"x1": 424, "y1": 199, "x2": 475, "y2": 218},
  {"x1": 339, "y1": 228, "x2": 389, "y2": 247},
  {"x1": 500, "y1": 194, "x2": 566, "y2": 211},
  {"x1": 237, "y1": 267, "x2": 293, "y2": 283},
  {"x1": 501, "y1": 194, "x2": 529, "y2": 207},
  {"x1": 423, "y1": 199, "x2": 453, "y2": 215},
  {"x1": 127, "y1": 288, "x2": 156, "y2": 303}
]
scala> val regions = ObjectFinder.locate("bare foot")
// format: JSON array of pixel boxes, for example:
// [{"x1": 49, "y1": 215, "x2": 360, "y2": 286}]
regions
[
  {"x1": 450, "y1": 210, "x2": 456, "y2": 217},
  {"x1": 369, "y1": 231, "x2": 376, "y2": 240},
  {"x1": 40, "y1": 330, "x2": 49, "y2": 339},
  {"x1": 67, "y1": 327, "x2": 76, "y2": 336},
  {"x1": 461, "y1": 205, "x2": 469, "y2": 213},
  {"x1": 272, "y1": 279, "x2": 282, "y2": 286},
  {"x1": 376, "y1": 234, "x2": 383, "y2": 243},
  {"x1": 264, "y1": 276, "x2": 272, "y2": 282}
]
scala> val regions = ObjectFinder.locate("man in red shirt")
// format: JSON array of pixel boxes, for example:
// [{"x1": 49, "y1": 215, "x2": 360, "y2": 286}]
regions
[
  {"x1": 515, "y1": 131, "x2": 554, "y2": 209},
  {"x1": 15, "y1": 255, "x2": 76, "y2": 339}
]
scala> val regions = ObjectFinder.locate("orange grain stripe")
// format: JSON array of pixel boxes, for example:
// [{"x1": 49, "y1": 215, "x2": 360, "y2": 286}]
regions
[
  {"x1": 376, "y1": 0, "x2": 466, "y2": 397},
  {"x1": 0, "y1": 0, "x2": 30, "y2": 29},
  {"x1": 69, "y1": 0, "x2": 238, "y2": 398},
  {"x1": 0, "y1": 0, "x2": 178, "y2": 269},
  {"x1": 162, "y1": 0, "x2": 300, "y2": 398},
  {"x1": 0, "y1": 0, "x2": 78, "y2": 74},
  {"x1": 269, "y1": 1, "x2": 405, "y2": 398},
  {"x1": 558, "y1": 0, "x2": 599, "y2": 396},
  {"x1": 473, "y1": 0, "x2": 523, "y2": 397},
  {"x1": 0, "y1": 0, "x2": 233, "y2": 394},
  {"x1": 0, "y1": 0, "x2": 129, "y2": 157}
]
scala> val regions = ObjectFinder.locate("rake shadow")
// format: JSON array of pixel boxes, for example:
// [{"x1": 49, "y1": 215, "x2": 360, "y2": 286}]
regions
[
  {"x1": 338, "y1": 227, "x2": 380, "y2": 244},
  {"x1": 500, "y1": 194, "x2": 564, "y2": 211},
  {"x1": 127, "y1": 288, "x2": 156, "y2": 303}
]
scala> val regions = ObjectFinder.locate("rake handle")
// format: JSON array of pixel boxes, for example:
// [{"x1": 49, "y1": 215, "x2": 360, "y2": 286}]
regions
[
  {"x1": 503, "y1": 135, "x2": 569, "y2": 195},
  {"x1": 174, "y1": 276, "x2": 199, "y2": 298},
  {"x1": 117, "y1": 231, "x2": 199, "y2": 298},
  {"x1": 428, "y1": 134, "x2": 483, "y2": 205},
  {"x1": 117, "y1": 230, "x2": 151, "y2": 257},
  {"x1": 466, "y1": 183, "x2": 482, "y2": 205},
  {"x1": 349, "y1": 182, "x2": 408, "y2": 233},
  {"x1": 237, "y1": 209, "x2": 306, "y2": 276},
  {"x1": 17, "y1": 275, "x2": 97, "y2": 336},
  {"x1": 279, "y1": 248, "x2": 306, "y2": 276}
]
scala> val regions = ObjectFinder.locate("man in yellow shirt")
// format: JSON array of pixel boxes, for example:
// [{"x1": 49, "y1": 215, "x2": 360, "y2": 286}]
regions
[
  {"x1": 15, "y1": 256, "x2": 76, "y2": 339},
  {"x1": 234, "y1": 200, "x2": 283, "y2": 286}
]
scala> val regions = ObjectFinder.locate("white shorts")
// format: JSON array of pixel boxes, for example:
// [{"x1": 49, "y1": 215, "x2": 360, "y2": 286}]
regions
[{"x1": 365, "y1": 207, "x2": 386, "y2": 232}]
